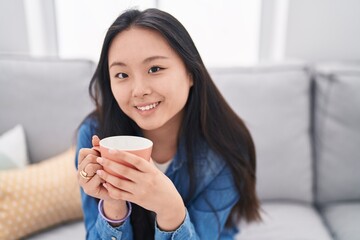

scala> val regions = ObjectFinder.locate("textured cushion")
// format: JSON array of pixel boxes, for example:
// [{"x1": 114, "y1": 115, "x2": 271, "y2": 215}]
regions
[
  {"x1": 210, "y1": 63, "x2": 313, "y2": 202},
  {"x1": 0, "y1": 148, "x2": 83, "y2": 240},
  {"x1": 0, "y1": 57, "x2": 94, "y2": 163},
  {"x1": 0, "y1": 125, "x2": 28, "y2": 170},
  {"x1": 314, "y1": 63, "x2": 360, "y2": 203},
  {"x1": 322, "y1": 203, "x2": 360, "y2": 240},
  {"x1": 237, "y1": 202, "x2": 332, "y2": 240}
]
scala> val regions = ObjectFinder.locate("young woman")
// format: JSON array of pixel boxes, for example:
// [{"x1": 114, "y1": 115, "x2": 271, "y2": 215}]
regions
[{"x1": 76, "y1": 8, "x2": 260, "y2": 240}]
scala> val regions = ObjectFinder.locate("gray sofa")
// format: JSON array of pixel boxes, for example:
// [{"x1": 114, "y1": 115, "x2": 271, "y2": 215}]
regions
[{"x1": 0, "y1": 56, "x2": 359, "y2": 240}]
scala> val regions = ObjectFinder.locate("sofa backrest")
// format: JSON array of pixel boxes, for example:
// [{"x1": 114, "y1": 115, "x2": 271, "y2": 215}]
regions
[
  {"x1": 0, "y1": 56, "x2": 95, "y2": 163},
  {"x1": 210, "y1": 63, "x2": 313, "y2": 203},
  {"x1": 314, "y1": 63, "x2": 360, "y2": 204}
]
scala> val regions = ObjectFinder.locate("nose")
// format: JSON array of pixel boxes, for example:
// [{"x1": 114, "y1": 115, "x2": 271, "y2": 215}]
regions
[{"x1": 132, "y1": 75, "x2": 152, "y2": 98}]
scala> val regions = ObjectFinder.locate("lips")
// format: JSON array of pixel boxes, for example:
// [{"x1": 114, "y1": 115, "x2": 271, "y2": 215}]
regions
[{"x1": 135, "y1": 101, "x2": 160, "y2": 111}]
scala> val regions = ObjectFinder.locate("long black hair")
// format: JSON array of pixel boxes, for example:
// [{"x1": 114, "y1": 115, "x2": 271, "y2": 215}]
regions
[{"x1": 87, "y1": 8, "x2": 260, "y2": 238}]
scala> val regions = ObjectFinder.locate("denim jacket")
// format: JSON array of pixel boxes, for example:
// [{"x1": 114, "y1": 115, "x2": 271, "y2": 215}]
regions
[{"x1": 76, "y1": 119, "x2": 240, "y2": 239}]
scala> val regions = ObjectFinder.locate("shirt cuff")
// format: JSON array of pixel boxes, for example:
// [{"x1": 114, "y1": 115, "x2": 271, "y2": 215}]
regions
[
  {"x1": 95, "y1": 212, "x2": 133, "y2": 240},
  {"x1": 155, "y1": 209, "x2": 195, "y2": 240}
]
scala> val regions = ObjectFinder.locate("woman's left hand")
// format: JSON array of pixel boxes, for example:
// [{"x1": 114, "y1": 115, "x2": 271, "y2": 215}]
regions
[{"x1": 96, "y1": 150, "x2": 186, "y2": 231}]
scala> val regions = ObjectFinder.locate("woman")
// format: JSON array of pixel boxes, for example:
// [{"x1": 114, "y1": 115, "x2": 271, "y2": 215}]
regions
[{"x1": 76, "y1": 8, "x2": 260, "y2": 240}]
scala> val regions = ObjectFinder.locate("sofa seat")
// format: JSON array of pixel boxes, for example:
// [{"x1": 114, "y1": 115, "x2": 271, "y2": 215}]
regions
[
  {"x1": 237, "y1": 202, "x2": 333, "y2": 240},
  {"x1": 2, "y1": 56, "x2": 359, "y2": 239},
  {"x1": 26, "y1": 221, "x2": 85, "y2": 240},
  {"x1": 322, "y1": 203, "x2": 360, "y2": 240}
]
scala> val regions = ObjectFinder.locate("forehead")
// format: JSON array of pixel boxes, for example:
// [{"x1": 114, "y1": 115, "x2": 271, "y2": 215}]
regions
[{"x1": 108, "y1": 27, "x2": 176, "y2": 62}]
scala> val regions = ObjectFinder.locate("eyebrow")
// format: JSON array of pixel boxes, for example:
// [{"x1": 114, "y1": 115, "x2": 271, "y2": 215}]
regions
[{"x1": 109, "y1": 55, "x2": 168, "y2": 69}]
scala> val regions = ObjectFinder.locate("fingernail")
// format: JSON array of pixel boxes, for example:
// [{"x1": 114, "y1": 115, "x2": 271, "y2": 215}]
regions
[
  {"x1": 97, "y1": 157, "x2": 103, "y2": 164},
  {"x1": 96, "y1": 170, "x2": 102, "y2": 176}
]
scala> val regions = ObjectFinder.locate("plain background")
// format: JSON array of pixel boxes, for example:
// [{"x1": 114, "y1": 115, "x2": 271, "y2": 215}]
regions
[{"x1": 0, "y1": 0, "x2": 360, "y2": 67}]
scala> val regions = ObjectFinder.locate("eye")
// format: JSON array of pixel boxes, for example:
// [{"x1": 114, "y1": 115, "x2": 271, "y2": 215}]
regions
[
  {"x1": 115, "y1": 72, "x2": 128, "y2": 79},
  {"x1": 148, "y1": 66, "x2": 162, "y2": 73}
]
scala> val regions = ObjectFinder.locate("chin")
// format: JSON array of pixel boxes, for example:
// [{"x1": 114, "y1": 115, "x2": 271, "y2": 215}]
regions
[{"x1": 136, "y1": 122, "x2": 162, "y2": 131}]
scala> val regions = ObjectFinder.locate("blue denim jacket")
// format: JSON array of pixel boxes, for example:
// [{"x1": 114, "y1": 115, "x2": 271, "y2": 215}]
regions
[{"x1": 76, "y1": 119, "x2": 240, "y2": 239}]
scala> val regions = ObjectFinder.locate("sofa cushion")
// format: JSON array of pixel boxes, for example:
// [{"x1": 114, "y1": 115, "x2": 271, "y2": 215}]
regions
[
  {"x1": 321, "y1": 203, "x2": 360, "y2": 240},
  {"x1": 237, "y1": 202, "x2": 332, "y2": 240},
  {"x1": 0, "y1": 56, "x2": 94, "y2": 163},
  {"x1": 0, "y1": 124, "x2": 28, "y2": 170},
  {"x1": 314, "y1": 63, "x2": 360, "y2": 203},
  {"x1": 0, "y1": 148, "x2": 83, "y2": 240},
  {"x1": 210, "y1": 63, "x2": 313, "y2": 203}
]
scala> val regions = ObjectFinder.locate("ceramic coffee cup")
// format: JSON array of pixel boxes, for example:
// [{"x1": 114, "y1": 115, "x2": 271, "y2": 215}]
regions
[{"x1": 99, "y1": 136, "x2": 153, "y2": 178}]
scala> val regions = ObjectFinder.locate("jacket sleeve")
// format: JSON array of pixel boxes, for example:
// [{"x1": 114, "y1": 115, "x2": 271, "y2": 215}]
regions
[
  {"x1": 154, "y1": 164, "x2": 240, "y2": 240},
  {"x1": 75, "y1": 120, "x2": 134, "y2": 240}
]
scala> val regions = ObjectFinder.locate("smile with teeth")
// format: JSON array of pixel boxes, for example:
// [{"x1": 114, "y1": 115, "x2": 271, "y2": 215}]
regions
[{"x1": 136, "y1": 102, "x2": 160, "y2": 111}]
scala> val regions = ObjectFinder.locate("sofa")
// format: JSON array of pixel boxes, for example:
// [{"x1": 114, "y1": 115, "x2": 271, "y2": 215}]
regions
[{"x1": 0, "y1": 56, "x2": 359, "y2": 240}]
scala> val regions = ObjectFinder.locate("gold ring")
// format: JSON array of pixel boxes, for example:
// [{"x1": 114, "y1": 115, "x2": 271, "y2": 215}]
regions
[{"x1": 79, "y1": 169, "x2": 92, "y2": 180}]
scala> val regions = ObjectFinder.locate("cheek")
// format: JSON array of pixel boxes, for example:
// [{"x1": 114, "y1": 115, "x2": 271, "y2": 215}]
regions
[
  {"x1": 173, "y1": 76, "x2": 192, "y2": 98},
  {"x1": 110, "y1": 84, "x2": 129, "y2": 109},
  {"x1": 168, "y1": 82, "x2": 191, "y2": 108}
]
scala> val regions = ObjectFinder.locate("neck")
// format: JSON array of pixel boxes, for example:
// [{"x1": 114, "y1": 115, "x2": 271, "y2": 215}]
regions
[{"x1": 142, "y1": 114, "x2": 182, "y2": 164}]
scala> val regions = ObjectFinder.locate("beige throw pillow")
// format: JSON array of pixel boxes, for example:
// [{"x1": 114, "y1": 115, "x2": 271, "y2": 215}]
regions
[{"x1": 0, "y1": 148, "x2": 83, "y2": 240}]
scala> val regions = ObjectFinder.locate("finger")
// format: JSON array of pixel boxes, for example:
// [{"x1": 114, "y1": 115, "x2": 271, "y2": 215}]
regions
[
  {"x1": 78, "y1": 163, "x2": 102, "y2": 184},
  {"x1": 96, "y1": 157, "x2": 139, "y2": 181},
  {"x1": 80, "y1": 174, "x2": 108, "y2": 199},
  {"x1": 97, "y1": 169, "x2": 136, "y2": 193},
  {"x1": 92, "y1": 135, "x2": 101, "y2": 153},
  {"x1": 78, "y1": 154, "x2": 99, "y2": 173},
  {"x1": 97, "y1": 157, "x2": 139, "y2": 181},
  {"x1": 78, "y1": 148, "x2": 100, "y2": 166},
  {"x1": 84, "y1": 162, "x2": 102, "y2": 177},
  {"x1": 92, "y1": 135, "x2": 100, "y2": 147},
  {"x1": 106, "y1": 149, "x2": 152, "y2": 172},
  {"x1": 79, "y1": 171, "x2": 101, "y2": 187},
  {"x1": 103, "y1": 181, "x2": 133, "y2": 201},
  {"x1": 78, "y1": 148, "x2": 92, "y2": 166}
]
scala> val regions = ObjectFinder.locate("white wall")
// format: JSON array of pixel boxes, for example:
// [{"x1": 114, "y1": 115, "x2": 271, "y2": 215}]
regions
[
  {"x1": 259, "y1": 0, "x2": 289, "y2": 62},
  {"x1": 54, "y1": 0, "x2": 156, "y2": 62},
  {"x1": 159, "y1": 0, "x2": 261, "y2": 67},
  {"x1": 24, "y1": 0, "x2": 58, "y2": 57},
  {"x1": 2, "y1": 1, "x2": 359, "y2": 64},
  {"x1": 285, "y1": 0, "x2": 360, "y2": 62},
  {"x1": 54, "y1": 0, "x2": 261, "y2": 67},
  {"x1": 0, "y1": 0, "x2": 29, "y2": 55}
]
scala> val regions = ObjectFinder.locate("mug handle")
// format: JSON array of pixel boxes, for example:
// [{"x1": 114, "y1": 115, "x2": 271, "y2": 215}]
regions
[{"x1": 92, "y1": 146, "x2": 101, "y2": 154}]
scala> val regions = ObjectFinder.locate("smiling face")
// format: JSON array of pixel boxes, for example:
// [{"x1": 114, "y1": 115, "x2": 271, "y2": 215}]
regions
[{"x1": 108, "y1": 27, "x2": 193, "y2": 134}]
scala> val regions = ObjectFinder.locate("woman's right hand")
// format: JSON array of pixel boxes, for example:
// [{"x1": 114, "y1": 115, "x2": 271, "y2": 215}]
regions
[
  {"x1": 77, "y1": 135, "x2": 108, "y2": 200},
  {"x1": 77, "y1": 135, "x2": 128, "y2": 224}
]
